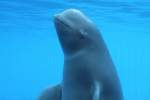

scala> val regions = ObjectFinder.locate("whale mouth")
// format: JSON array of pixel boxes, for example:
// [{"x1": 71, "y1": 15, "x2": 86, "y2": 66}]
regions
[{"x1": 54, "y1": 15, "x2": 72, "y2": 29}]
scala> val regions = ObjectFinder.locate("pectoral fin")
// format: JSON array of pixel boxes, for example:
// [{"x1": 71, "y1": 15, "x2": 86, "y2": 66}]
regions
[{"x1": 39, "y1": 84, "x2": 61, "y2": 100}]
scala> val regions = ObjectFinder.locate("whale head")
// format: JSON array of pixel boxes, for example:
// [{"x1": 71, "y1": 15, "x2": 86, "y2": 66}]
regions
[{"x1": 54, "y1": 9, "x2": 101, "y2": 56}]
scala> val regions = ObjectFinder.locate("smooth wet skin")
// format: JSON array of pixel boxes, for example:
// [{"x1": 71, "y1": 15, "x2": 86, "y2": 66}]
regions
[{"x1": 39, "y1": 9, "x2": 123, "y2": 100}]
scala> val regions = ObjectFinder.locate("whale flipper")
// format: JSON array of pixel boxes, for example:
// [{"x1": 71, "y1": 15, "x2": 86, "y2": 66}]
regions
[{"x1": 39, "y1": 84, "x2": 61, "y2": 100}]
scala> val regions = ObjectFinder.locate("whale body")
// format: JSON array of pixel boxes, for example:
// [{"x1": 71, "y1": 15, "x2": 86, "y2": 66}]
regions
[{"x1": 39, "y1": 9, "x2": 123, "y2": 100}]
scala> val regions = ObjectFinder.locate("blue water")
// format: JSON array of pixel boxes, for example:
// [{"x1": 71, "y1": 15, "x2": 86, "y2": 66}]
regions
[{"x1": 0, "y1": 0, "x2": 150, "y2": 99}]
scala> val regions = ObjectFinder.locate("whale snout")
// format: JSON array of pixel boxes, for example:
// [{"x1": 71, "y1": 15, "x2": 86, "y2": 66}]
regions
[
  {"x1": 54, "y1": 13, "x2": 72, "y2": 33},
  {"x1": 54, "y1": 8, "x2": 85, "y2": 27},
  {"x1": 54, "y1": 9, "x2": 81, "y2": 18}
]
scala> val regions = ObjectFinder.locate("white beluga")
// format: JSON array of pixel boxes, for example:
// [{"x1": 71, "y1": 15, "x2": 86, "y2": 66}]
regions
[{"x1": 39, "y1": 9, "x2": 123, "y2": 100}]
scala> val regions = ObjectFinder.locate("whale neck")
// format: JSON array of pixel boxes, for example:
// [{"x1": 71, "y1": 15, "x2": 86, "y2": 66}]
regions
[{"x1": 64, "y1": 42, "x2": 108, "y2": 61}]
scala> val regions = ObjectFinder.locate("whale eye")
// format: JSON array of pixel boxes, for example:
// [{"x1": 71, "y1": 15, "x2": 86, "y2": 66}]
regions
[{"x1": 79, "y1": 29, "x2": 87, "y2": 39}]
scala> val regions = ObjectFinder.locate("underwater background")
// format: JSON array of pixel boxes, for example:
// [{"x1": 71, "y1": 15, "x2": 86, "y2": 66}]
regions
[{"x1": 0, "y1": 0, "x2": 150, "y2": 99}]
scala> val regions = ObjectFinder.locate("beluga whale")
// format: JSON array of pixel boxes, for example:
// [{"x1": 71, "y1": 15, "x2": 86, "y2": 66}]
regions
[{"x1": 39, "y1": 9, "x2": 123, "y2": 100}]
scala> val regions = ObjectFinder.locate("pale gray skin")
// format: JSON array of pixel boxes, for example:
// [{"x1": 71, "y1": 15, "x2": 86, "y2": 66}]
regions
[{"x1": 39, "y1": 9, "x2": 123, "y2": 100}]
